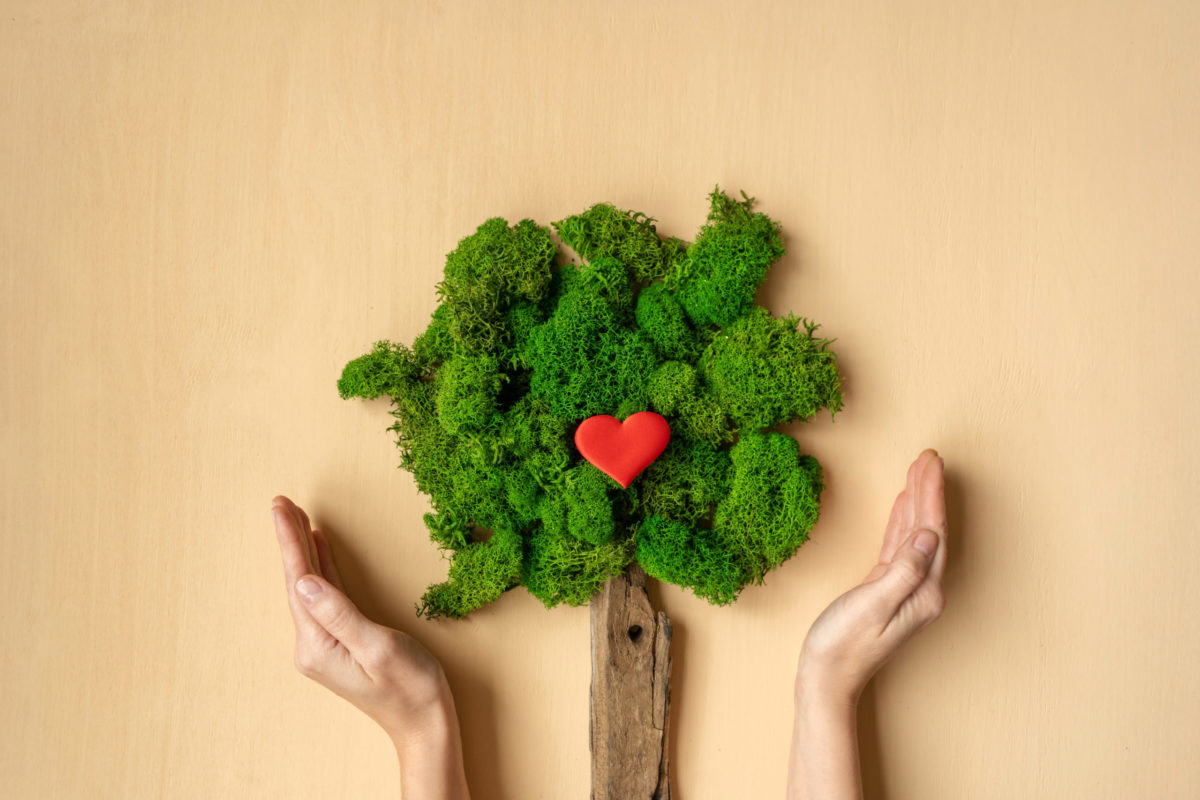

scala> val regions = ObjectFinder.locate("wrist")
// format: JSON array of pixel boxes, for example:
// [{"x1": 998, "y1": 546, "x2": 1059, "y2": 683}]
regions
[
  {"x1": 788, "y1": 666, "x2": 863, "y2": 800},
  {"x1": 386, "y1": 679, "x2": 459, "y2": 757},
  {"x1": 388, "y1": 684, "x2": 471, "y2": 800},
  {"x1": 795, "y1": 652, "x2": 862, "y2": 712}
]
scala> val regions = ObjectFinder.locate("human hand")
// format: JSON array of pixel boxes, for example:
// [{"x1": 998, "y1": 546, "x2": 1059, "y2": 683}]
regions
[
  {"x1": 797, "y1": 449, "x2": 947, "y2": 706},
  {"x1": 270, "y1": 495, "x2": 454, "y2": 753}
]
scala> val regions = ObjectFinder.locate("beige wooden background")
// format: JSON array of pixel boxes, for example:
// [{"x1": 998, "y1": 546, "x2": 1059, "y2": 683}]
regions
[{"x1": 3, "y1": 1, "x2": 1199, "y2": 797}]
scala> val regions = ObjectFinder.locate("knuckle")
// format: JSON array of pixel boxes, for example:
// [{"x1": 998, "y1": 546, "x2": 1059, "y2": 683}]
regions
[
  {"x1": 928, "y1": 589, "x2": 947, "y2": 619},
  {"x1": 361, "y1": 636, "x2": 399, "y2": 670},
  {"x1": 843, "y1": 593, "x2": 874, "y2": 620},
  {"x1": 293, "y1": 647, "x2": 320, "y2": 677}
]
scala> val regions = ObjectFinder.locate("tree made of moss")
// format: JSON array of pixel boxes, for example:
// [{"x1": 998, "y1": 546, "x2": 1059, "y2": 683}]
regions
[{"x1": 337, "y1": 187, "x2": 843, "y2": 619}]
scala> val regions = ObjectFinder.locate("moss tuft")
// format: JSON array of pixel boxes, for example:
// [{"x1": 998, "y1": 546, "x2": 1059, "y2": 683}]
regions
[
  {"x1": 635, "y1": 516, "x2": 749, "y2": 605},
  {"x1": 436, "y1": 217, "x2": 557, "y2": 353},
  {"x1": 702, "y1": 306, "x2": 843, "y2": 429},
  {"x1": 714, "y1": 432, "x2": 826, "y2": 583},
  {"x1": 417, "y1": 528, "x2": 524, "y2": 619},
  {"x1": 553, "y1": 202, "x2": 687, "y2": 283},
  {"x1": 634, "y1": 438, "x2": 732, "y2": 525},
  {"x1": 539, "y1": 462, "x2": 616, "y2": 546},
  {"x1": 434, "y1": 353, "x2": 505, "y2": 436},
  {"x1": 523, "y1": 525, "x2": 635, "y2": 608},
  {"x1": 524, "y1": 257, "x2": 657, "y2": 421},
  {"x1": 667, "y1": 187, "x2": 785, "y2": 328},
  {"x1": 636, "y1": 283, "x2": 701, "y2": 362},
  {"x1": 337, "y1": 340, "x2": 422, "y2": 400},
  {"x1": 412, "y1": 304, "x2": 456, "y2": 368}
]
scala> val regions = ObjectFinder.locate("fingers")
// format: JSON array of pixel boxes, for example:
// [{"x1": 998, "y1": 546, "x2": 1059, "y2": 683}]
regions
[
  {"x1": 912, "y1": 450, "x2": 944, "y2": 533},
  {"x1": 876, "y1": 449, "x2": 939, "y2": 569},
  {"x1": 272, "y1": 495, "x2": 348, "y2": 597},
  {"x1": 272, "y1": 498, "x2": 334, "y2": 647},
  {"x1": 294, "y1": 573, "x2": 388, "y2": 667},
  {"x1": 906, "y1": 449, "x2": 938, "y2": 530},
  {"x1": 313, "y1": 529, "x2": 346, "y2": 592},
  {"x1": 871, "y1": 529, "x2": 939, "y2": 618},
  {"x1": 863, "y1": 493, "x2": 905, "y2": 582},
  {"x1": 919, "y1": 455, "x2": 948, "y2": 587},
  {"x1": 272, "y1": 498, "x2": 314, "y2": 587},
  {"x1": 275, "y1": 497, "x2": 318, "y2": 571},
  {"x1": 295, "y1": 502, "x2": 318, "y2": 577},
  {"x1": 904, "y1": 451, "x2": 923, "y2": 532},
  {"x1": 876, "y1": 490, "x2": 908, "y2": 569}
]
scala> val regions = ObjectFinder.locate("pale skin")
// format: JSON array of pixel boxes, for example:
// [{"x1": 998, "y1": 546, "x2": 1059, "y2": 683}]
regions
[
  {"x1": 788, "y1": 447, "x2": 947, "y2": 799},
  {"x1": 271, "y1": 497, "x2": 471, "y2": 800},
  {"x1": 271, "y1": 448, "x2": 945, "y2": 799}
]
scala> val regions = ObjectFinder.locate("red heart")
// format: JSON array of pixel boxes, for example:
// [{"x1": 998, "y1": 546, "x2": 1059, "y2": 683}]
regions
[{"x1": 574, "y1": 412, "x2": 671, "y2": 488}]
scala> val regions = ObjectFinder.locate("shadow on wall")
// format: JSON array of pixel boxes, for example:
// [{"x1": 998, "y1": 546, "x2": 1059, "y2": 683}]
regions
[
  {"x1": 857, "y1": 465, "x2": 972, "y2": 798},
  {"x1": 444, "y1": 655, "x2": 504, "y2": 800}
]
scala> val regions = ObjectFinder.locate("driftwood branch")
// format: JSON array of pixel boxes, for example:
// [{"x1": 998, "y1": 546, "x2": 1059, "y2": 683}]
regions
[{"x1": 590, "y1": 564, "x2": 672, "y2": 800}]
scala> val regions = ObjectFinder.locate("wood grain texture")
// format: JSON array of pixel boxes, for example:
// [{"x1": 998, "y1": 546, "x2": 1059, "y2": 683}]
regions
[
  {"x1": 590, "y1": 566, "x2": 672, "y2": 800},
  {"x1": 2, "y1": 1, "x2": 1200, "y2": 798}
]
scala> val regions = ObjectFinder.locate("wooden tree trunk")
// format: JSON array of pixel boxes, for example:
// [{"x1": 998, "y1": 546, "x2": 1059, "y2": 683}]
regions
[{"x1": 590, "y1": 564, "x2": 672, "y2": 800}]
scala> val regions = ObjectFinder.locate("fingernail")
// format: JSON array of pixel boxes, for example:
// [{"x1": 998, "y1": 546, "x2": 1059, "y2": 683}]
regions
[
  {"x1": 914, "y1": 531, "x2": 939, "y2": 556},
  {"x1": 296, "y1": 576, "x2": 323, "y2": 603}
]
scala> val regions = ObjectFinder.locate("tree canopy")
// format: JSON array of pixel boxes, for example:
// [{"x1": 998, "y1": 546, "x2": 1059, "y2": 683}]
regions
[{"x1": 338, "y1": 188, "x2": 843, "y2": 619}]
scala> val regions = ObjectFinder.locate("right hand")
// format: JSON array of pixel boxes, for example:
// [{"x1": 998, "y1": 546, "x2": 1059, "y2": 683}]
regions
[{"x1": 797, "y1": 449, "x2": 948, "y2": 704}]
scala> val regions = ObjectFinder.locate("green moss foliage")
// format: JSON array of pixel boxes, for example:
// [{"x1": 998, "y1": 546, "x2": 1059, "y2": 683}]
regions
[
  {"x1": 436, "y1": 217, "x2": 556, "y2": 353},
  {"x1": 666, "y1": 187, "x2": 785, "y2": 328},
  {"x1": 524, "y1": 256, "x2": 660, "y2": 421},
  {"x1": 636, "y1": 283, "x2": 701, "y2": 363},
  {"x1": 523, "y1": 525, "x2": 636, "y2": 608},
  {"x1": 339, "y1": 187, "x2": 843, "y2": 618},
  {"x1": 714, "y1": 432, "x2": 825, "y2": 583},
  {"x1": 553, "y1": 203, "x2": 687, "y2": 284},
  {"x1": 337, "y1": 340, "x2": 423, "y2": 400},
  {"x1": 417, "y1": 528, "x2": 524, "y2": 619},
  {"x1": 434, "y1": 353, "x2": 505, "y2": 436},
  {"x1": 635, "y1": 517, "x2": 749, "y2": 606},
  {"x1": 702, "y1": 307, "x2": 843, "y2": 430},
  {"x1": 633, "y1": 438, "x2": 731, "y2": 525}
]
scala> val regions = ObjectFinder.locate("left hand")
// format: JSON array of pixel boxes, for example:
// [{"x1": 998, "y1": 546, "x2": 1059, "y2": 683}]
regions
[{"x1": 270, "y1": 495, "x2": 451, "y2": 749}]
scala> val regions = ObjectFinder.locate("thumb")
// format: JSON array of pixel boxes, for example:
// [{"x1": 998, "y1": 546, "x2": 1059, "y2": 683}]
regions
[
  {"x1": 294, "y1": 574, "x2": 380, "y2": 659},
  {"x1": 874, "y1": 530, "x2": 939, "y2": 612}
]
